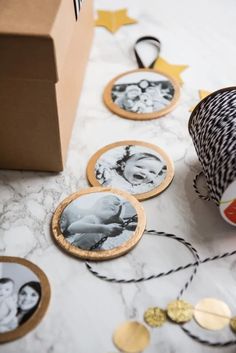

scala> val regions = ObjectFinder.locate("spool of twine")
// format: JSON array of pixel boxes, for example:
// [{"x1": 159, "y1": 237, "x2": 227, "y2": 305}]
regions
[{"x1": 189, "y1": 87, "x2": 236, "y2": 226}]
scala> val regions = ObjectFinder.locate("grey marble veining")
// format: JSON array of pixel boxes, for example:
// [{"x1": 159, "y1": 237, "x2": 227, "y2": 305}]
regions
[{"x1": 0, "y1": 0, "x2": 236, "y2": 352}]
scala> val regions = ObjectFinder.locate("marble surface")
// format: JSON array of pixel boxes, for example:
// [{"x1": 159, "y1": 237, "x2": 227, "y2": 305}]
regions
[{"x1": 1, "y1": 0, "x2": 236, "y2": 352}]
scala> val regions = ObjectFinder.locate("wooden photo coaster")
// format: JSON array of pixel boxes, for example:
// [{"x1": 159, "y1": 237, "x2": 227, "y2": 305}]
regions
[
  {"x1": 86, "y1": 141, "x2": 174, "y2": 201},
  {"x1": 103, "y1": 69, "x2": 180, "y2": 120},
  {"x1": 51, "y1": 187, "x2": 146, "y2": 261},
  {"x1": 0, "y1": 257, "x2": 50, "y2": 343}
]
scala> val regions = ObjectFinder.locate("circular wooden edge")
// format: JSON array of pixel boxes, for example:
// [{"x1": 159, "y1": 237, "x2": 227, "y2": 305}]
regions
[
  {"x1": 103, "y1": 68, "x2": 181, "y2": 121},
  {"x1": 86, "y1": 140, "x2": 175, "y2": 201},
  {"x1": 0, "y1": 256, "x2": 51, "y2": 343},
  {"x1": 188, "y1": 86, "x2": 236, "y2": 132},
  {"x1": 51, "y1": 186, "x2": 146, "y2": 261}
]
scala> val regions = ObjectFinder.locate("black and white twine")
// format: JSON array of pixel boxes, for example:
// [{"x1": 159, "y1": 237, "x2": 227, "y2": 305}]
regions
[
  {"x1": 192, "y1": 172, "x2": 211, "y2": 201},
  {"x1": 85, "y1": 229, "x2": 236, "y2": 347},
  {"x1": 189, "y1": 87, "x2": 236, "y2": 205},
  {"x1": 181, "y1": 326, "x2": 236, "y2": 347},
  {"x1": 133, "y1": 36, "x2": 161, "y2": 69},
  {"x1": 86, "y1": 231, "x2": 236, "y2": 284},
  {"x1": 73, "y1": 0, "x2": 83, "y2": 20}
]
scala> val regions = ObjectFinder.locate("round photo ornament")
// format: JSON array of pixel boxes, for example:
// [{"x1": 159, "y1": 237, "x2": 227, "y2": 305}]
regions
[
  {"x1": 86, "y1": 140, "x2": 174, "y2": 200},
  {"x1": 103, "y1": 36, "x2": 180, "y2": 120},
  {"x1": 51, "y1": 187, "x2": 146, "y2": 261},
  {"x1": 0, "y1": 257, "x2": 50, "y2": 343}
]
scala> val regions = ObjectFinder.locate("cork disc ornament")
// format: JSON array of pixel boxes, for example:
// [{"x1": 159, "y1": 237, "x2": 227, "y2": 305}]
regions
[
  {"x1": 87, "y1": 140, "x2": 174, "y2": 201},
  {"x1": 103, "y1": 36, "x2": 180, "y2": 120},
  {"x1": 0, "y1": 257, "x2": 50, "y2": 343},
  {"x1": 51, "y1": 187, "x2": 146, "y2": 261}
]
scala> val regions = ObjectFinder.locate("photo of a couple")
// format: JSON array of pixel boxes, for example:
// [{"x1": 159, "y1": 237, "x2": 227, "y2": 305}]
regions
[{"x1": 0, "y1": 262, "x2": 41, "y2": 334}]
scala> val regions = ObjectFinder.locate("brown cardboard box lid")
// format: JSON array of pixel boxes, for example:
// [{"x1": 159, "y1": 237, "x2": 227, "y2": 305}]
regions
[{"x1": 0, "y1": 0, "x2": 78, "y2": 82}]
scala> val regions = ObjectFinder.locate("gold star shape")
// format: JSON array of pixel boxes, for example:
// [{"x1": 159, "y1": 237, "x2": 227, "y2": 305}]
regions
[
  {"x1": 189, "y1": 90, "x2": 211, "y2": 112},
  {"x1": 95, "y1": 9, "x2": 137, "y2": 33},
  {"x1": 154, "y1": 57, "x2": 188, "y2": 85},
  {"x1": 199, "y1": 90, "x2": 211, "y2": 100}
]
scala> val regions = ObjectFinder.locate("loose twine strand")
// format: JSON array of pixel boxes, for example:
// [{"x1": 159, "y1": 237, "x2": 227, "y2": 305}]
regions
[
  {"x1": 193, "y1": 171, "x2": 211, "y2": 201},
  {"x1": 85, "y1": 230, "x2": 236, "y2": 347}
]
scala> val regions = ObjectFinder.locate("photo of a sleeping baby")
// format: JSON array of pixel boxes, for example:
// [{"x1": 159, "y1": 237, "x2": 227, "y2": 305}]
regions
[
  {"x1": 94, "y1": 145, "x2": 167, "y2": 195},
  {"x1": 60, "y1": 192, "x2": 138, "y2": 251},
  {"x1": 111, "y1": 71, "x2": 175, "y2": 114},
  {"x1": 0, "y1": 262, "x2": 41, "y2": 333}
]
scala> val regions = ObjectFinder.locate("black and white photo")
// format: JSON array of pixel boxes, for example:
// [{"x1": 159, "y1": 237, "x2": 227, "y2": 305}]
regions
[
  {"x1": 0, "y1": 262, "x2": 41, "y2": 334},
  {"x1": 94, "y1": 144, "x2": 167, "y2": 195},
  {"x1": 60, "y1": 191, "x2": 138, "y2": 251},
  {"x1": 111, "y1": 71, "x2": 175, "y2": 114}
]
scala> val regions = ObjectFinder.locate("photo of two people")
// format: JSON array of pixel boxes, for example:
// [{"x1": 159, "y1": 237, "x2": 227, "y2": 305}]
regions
[{"x1": 0, "y1": 263, "x2": 41, "y2": 334}]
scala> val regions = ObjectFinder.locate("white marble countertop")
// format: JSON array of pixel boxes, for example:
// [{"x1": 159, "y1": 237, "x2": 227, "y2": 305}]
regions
[{"x1": 1, "y1": 0, "x2": 236, "y2": 352}]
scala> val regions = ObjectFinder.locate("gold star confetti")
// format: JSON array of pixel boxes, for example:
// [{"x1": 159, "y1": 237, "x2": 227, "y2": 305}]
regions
[
  {"x1": 199, "y1": 90, "x2": 211, "y2": 100},
  {"x1": 189, "y1": 90, "x2": 211, "y2": 112},
  {"x1": 154, "y1": 57, "x2": 188, "y2": 85},
  {"x1": 95, "y1": 9, "x2": 137, "y2": 33}
]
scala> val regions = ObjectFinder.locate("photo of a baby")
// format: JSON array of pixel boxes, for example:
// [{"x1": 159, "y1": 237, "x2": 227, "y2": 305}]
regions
[
  {"x1": 0, "y1": 263, "x2": 41, "y2": 334},
  {"x1": 60, "y1": 192, "x2": 138, "y2": 251},
  {"x1": 111, "y1": 71, "x2": 175, "y2": 114},
  {"x1": 93, "y1": 144, "x2": 167, "y2": 196}
]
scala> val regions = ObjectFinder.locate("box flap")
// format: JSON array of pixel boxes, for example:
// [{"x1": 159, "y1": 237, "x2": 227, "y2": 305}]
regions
[{"x1": 0, "y1": 0, "x2": 78, "y2": 82}]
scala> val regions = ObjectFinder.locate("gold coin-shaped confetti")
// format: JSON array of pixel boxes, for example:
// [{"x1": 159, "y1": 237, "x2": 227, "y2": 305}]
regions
[
  {"x1": 230, "y1": 317, "x2": 236, "y2": 333},
  {"x1": 167, "y1": 299, "x2": 193, "y2": 323},
  {"x1": 194, "y1": 298, "x2": 231, "y2": 330},
  {"x1": 113, "y1": 321, "x2": 150, "y2": 353},
  {"x1": 144, "y1": 307, "x2": 167, "y2": 328}
]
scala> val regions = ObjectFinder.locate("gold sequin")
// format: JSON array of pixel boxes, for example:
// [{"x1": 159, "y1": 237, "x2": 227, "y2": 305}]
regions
[
  {"x1": 194, "y1": 298, "x2": 231, "y2": 330},
  {"x1": 230, "y1": 317, "x2": 236, "y2": 333},
  {"x1": 113, "y1": 321, "x2": 150, "y2": 353},
  {"x1": 167, "y1": 300, "x2": 193, "y2": 323},
  {"x1": 144, "y1": 307, "x2": 167, "y2": 328}
]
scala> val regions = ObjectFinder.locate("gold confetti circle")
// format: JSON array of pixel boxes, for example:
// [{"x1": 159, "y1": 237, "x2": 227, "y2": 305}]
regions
[
  {"x1": 230, "y1": 317, "x2": 236, "y2": 333},
  {"x1": 167, "y1": 299, "x2": 193, "y2": 323},
  {"x1": 144, "y1": 307, "x2": 167, "y2": 328},
  {"x1": 194, "y1": 298, "x2": 231, "y2": 330},
  {"x1": 113, "y1": 321, "x2": 150, "y2": 353}
]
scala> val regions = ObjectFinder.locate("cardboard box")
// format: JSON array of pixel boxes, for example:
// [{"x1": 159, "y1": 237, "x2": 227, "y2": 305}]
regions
[{"x1": 0, "y1": 0, "x2": 93, "y2": 171}]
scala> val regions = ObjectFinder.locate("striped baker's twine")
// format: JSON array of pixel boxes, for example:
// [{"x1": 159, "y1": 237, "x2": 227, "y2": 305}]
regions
[
  {"x1": 148, "y1": 231, "x2": 200, "y2": 299},
  {"x1": 181, "y1": 326, "x2": 236, "y2": 347},
  {"x1": 85, "y1": 229, "x2": 236, "y2": 347},
  {"x1": 85, "y1": 231, "x2": 236, "y2": 284},
  {"x1": 193, "y1": 172, "x2": 211, "y2": 201}
]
